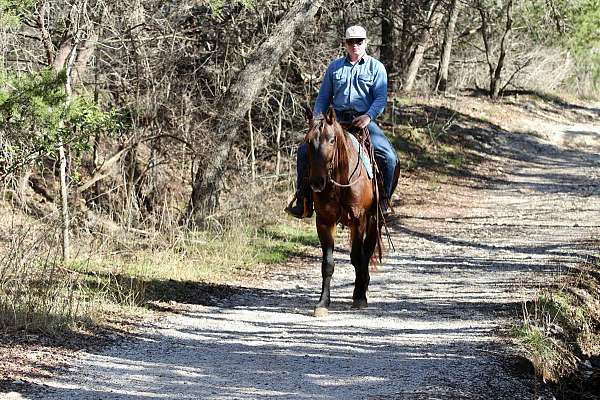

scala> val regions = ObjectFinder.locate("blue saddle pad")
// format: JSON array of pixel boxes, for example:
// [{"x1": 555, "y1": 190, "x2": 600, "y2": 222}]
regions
[{"x1": 346, "y1": 133, "x2": 373, "y2": 179}]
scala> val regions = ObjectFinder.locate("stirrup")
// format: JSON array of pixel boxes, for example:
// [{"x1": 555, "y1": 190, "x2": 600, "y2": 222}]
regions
[{"x1": 285, "y1": 195, "x2": 313, "y2": 219}]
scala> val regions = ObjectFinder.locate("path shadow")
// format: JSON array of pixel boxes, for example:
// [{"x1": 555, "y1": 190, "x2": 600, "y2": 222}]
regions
[
  {"x1": 392, "y1": 225, "x2": 596, "y2": 262},
  {"x1": 13, "y1": 264, "x2": 545, "y2": 400},
  {"x1": 493, "y1": 89, "x2": 600, "y2": 118}
]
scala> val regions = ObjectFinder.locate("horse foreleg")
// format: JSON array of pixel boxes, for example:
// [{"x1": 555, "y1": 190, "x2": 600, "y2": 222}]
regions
[
  {"x1": 314, "y1": 221, "x2": 335, "y2": 317},
  {"x1": 350, "y1": 223, "x2": 369, "y2": 309}
]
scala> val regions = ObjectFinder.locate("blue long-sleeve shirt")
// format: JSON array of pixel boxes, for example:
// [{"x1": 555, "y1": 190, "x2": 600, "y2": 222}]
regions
[{"x1": 314, "y1": 54, "x2": 388, "y2": 121}]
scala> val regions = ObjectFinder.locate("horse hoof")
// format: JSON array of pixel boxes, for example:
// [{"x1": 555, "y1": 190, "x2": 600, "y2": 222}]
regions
[
  {"x1": 314, "y1": 307, "x2": 329, "y2": 317},
  {"x1": 351, "y1": 299, "x2": 368, "y2": 309}
]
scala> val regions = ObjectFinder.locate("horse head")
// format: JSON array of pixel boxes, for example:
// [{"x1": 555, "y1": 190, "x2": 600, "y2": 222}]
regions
[{"x1": 304, "y1": 107, "x2": 345, "y2": 193}]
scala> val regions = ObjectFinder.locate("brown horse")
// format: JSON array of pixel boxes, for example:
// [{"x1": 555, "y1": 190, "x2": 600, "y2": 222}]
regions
[{"x1": 304, "y1": 106, "x2": 391, "y2": 317}]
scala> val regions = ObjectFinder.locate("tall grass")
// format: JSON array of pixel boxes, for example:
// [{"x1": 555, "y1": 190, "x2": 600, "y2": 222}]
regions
[
  {"x1": 0, "y1": 198, "x2": 319, "y2": 334},
  {"x1": 0, "y1": 222, "x2": 88, "y2": 333}
]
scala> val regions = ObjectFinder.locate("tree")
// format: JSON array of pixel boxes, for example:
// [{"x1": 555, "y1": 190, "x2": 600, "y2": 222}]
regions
[
  {"x1": 380, "y1": 0, "x2": 396, "y2": 74},
  {"x1": 476, "y1": 0, "x2": 514, "y2": 98},
  {"x1": 434, "y1": 0, "x2": 462, "y2": 92},
  {"x1": 0, "y1": 0, "x2": 116, "y2": 260},
  {"x1": 183, "y1": 0, "x2": 324, "y2": 224},
  {"x1": 403, "y1": 0, "x2": 445, "y2": 92}
]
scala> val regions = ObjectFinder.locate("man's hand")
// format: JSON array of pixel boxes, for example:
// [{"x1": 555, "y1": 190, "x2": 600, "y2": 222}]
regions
[{"x1": 352, "y1": 114, "x2": 371, "y2": 129}]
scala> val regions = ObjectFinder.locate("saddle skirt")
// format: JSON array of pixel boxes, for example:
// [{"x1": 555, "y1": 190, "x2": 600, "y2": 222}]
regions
[{"x1": 346, "y1": 132, "x2": 374, "y2": 179}]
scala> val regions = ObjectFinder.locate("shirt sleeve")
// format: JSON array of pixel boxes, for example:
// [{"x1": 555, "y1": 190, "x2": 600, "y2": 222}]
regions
[
  {"x1": 366, "y1": 61, "x2": 388, "y2": 121},
  {"x1": 313, "y1": 62, "x2": 335, "y2": 116}
]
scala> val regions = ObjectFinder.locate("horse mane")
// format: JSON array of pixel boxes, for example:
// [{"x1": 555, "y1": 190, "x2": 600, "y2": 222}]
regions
[
  {"x1": 304, "y1": 118, "x2": 320, "y2": 142},
  {"x1": 332, "y1": 122, "x2": 351, "y2": 186}
]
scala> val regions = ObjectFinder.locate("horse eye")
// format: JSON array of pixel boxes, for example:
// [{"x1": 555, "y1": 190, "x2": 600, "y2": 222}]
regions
[{"x1": 328, "y1": 136, "x2": 335, "y2": 144}]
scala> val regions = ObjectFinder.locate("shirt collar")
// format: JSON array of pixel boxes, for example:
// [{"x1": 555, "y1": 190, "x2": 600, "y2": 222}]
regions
[{"x1": 345, "y1": 53, "x2": 369, "y2": 65}]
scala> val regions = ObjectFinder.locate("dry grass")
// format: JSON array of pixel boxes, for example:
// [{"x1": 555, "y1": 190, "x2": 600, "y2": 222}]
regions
[
  {"x1": 513, "y1": 259, "x2": 600, "y2": 384},
  {"x1": 0, "y1": 195, "x2": 318, "y2": 335},
  {"x1": 0, "y1": 208, "x2": 88, "y2": 334}
]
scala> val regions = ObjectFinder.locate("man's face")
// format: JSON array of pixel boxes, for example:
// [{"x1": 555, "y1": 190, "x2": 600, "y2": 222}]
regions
[{"x1": 345, "y1": 38, "x2": 367, "y2": 59}]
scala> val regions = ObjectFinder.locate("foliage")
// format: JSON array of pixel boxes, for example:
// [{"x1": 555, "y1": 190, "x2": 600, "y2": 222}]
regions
[
  {"x1": 0, "y1": 220, "x2": 88, "y2": 333},
  {"x1": 0, "y1": 0, "x2": 35, "y2": 28},
  {"x1": 520, "y1": 0, "x2": 600, "y2": 90},
  {"x1": 0, "y1": 209, "x2": 319, "y2": 334},
  {"x1": 254, "y1": 224, "x2": 319, "y2": 264},
  {"x1": 566, "y1": 0, "x2": 600, "y2": 88},
  {"x1": 0, "y1": 69, "x2": 123, "y2": 173},
  {"x1": 206, "y1": 0, "x2": 254, "y2": 17},
  {"x1": 514, "y1": 260, "x2": 600, "y2": 384}
]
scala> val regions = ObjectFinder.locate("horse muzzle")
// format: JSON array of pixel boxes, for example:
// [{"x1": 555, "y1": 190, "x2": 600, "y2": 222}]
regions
[{"x1": 310, "y1": 176, "x2": 327, "y2": 192}]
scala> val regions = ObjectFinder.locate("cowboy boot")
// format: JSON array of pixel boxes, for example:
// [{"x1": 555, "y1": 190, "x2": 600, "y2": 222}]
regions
[
  {"x1": 285, "y1": 177, "x2": 313, "y2": 219},
  {"x1": 285, "y1": 193, "x2": 314, "y2": 219}
]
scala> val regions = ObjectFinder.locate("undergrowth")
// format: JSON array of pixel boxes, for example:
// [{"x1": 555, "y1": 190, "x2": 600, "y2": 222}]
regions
[
  {"x1": 513, "y1": 257, "x2": 600, "y2": 395},
  {"x1": 0, "y1": 205, "x2": 318, "y2": 334}
]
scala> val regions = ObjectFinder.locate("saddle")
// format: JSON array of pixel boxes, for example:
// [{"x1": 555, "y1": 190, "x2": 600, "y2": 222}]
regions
[
  {"x1": 340, "y1": 122, "x2": 383, "y2": 194},
  {"x1": 346, "y1": 132, "x2": 373, "y2": 179}
]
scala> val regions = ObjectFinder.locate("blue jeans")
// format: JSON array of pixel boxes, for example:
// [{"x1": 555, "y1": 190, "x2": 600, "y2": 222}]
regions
[{"x1": 296, "y1": 121, "x2": 397, "y2": 200}]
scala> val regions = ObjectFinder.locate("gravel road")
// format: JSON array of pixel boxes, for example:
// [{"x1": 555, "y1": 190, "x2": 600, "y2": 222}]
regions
[{"x1": 11, "y1": 108, "x2": 600, "y2": 399}]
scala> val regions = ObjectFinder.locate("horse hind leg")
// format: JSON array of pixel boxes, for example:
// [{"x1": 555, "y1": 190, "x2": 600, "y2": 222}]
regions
[
  {"x1": 352, "y1": 216, "x2": 381, "y2": 309},
  {"x1": 350, "y1": 224, "x2": 369, "y2": 309}
]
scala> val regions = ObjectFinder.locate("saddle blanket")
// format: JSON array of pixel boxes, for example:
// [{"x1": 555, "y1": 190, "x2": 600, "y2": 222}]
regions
[{"x1": 347, "y1": 133, "x2": 374, "y2": 179}]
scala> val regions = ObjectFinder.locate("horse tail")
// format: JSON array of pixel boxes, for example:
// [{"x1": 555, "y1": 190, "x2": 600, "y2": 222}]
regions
[{"x1": 368, "y1": 212, "x2": 384, "y2": 272}]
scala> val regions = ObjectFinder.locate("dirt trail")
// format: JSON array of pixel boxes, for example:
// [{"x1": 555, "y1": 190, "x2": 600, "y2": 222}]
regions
[{"x1": 8, "y1": 106, "x2": 600, "y2": 399}]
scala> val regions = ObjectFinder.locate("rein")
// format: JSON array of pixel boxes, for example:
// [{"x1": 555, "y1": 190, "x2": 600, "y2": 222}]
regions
[{"x1": 328, "y1": 130, "x2": 366, "y2": 188}]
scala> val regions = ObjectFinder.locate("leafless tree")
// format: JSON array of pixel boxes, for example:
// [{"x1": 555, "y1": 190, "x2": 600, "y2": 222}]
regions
[
  {"x1": 434, "y1": 0, "x2": 462, "y2": 92},
  {"x1": 477, "y1": 0, "x2": 514, "y2": 98},
  {"x1": 183, "y1": 0, "x2": 324, "y2": 224},
  {"x1": 403, "y1": 0, "x2": 445, "y2": 92}
]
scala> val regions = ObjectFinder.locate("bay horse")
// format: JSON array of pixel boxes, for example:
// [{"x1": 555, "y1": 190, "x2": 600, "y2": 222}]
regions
[{"x1": 304, "y1": 106, "x2": 393, "y2": 317}]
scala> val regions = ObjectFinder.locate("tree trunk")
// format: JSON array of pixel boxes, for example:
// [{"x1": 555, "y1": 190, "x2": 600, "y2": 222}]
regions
[
  {"x1": 434, "y1": 0, "x2": 461, "y2": 92},
  {"x1": 478, "y1": 5, "x2": 494, "y2": 95},
  {"x1": 403, "y1": 0, "x2": 444, "y2": 92},
  {"x1": 72, "y1": 32, "x2": 98, "y2": 86},
  {"x1": 398, "y1": 2, "x2": 416, "y2": 73},
  {"x1": 275, "y1": 68, "x2": 289, "y2": 178},
  {"x1": 248, "y1": 109, "x2": 256, "y2": 183},
  {"x1": 380, "y1": 0, "x2": 395, "y2": 73},
  {"x1": 58, "y1": 42, "x2": 78, "y2": 262},
  {"x1": 183, "y1": 0, "x2": 324, "y2": 224},
  {"x1": 478, "y1": 0, "x2": 513, "y2": 98},
  {"x1": 58, "y1": 142, "x2": 70, "y2": 261},
  {"x1": 125, "y1": 144, "x2": 140, "y2": 224},
  {"x1": 491, "y1": 0, "x2": 513, "y2": 98}
]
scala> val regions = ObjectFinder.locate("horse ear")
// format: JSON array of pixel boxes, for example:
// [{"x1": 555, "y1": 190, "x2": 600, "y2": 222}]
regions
[
  {"x1": 325, "y1": 107, "x2": 336, "y2": 124},
  {"x1": 304, "y1": 106, "x2": 313, "y2": 121}
]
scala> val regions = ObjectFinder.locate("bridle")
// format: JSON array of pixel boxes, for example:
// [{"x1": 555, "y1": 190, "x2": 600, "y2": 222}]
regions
[{"x1": 307, "y1": 118, "x2": 365, "y2": 188}]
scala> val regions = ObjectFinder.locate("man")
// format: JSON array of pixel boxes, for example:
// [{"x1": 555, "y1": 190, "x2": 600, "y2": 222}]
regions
[{"x1": 286, "y1": 25, "x2": 398, "y2": 218}]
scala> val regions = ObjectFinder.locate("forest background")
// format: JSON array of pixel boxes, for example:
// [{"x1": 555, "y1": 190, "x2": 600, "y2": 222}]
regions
[{"x1": 0, "y1": 0, "x2": 599, "y2": 367}]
